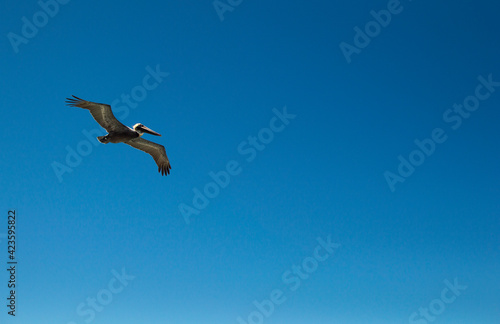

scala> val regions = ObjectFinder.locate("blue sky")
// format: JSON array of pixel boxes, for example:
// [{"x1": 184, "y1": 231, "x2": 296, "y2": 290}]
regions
[{"x1": 1, "y1": 0, "x2": 499, "y2": 323}]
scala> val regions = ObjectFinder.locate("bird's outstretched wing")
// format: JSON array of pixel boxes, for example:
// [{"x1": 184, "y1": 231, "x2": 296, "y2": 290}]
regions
[
  {"x1": 66, "y1": 95, "x2": 129, "y2": 133},
  {"x1": 125, "y1": 137, "x2": 171, "y2": 176}
]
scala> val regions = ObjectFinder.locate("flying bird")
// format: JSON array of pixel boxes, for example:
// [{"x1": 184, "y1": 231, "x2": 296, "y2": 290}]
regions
[{"x1": 66, "y1": 95, "x2": 171, "y2": 176}]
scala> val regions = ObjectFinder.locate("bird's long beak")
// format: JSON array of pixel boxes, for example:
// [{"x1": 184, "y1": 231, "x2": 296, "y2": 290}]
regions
[{"x1": 140, "y1": 125, "x2": 161, "y2": 136}]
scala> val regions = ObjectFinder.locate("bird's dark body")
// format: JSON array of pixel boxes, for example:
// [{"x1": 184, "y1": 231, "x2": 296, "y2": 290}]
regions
[{"x1": 98, "y1": 129, "x2": 140, "y2": 144}]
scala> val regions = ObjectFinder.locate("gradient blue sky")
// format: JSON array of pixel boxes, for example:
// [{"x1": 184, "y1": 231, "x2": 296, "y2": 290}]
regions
[{"x1": 1, "y1": 0, "x2": 499, "y2": 323}]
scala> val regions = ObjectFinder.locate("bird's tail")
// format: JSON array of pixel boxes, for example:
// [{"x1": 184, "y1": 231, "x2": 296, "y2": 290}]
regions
[{"x1": 97, "y1": 135, "x2": 109, "y2": 144}]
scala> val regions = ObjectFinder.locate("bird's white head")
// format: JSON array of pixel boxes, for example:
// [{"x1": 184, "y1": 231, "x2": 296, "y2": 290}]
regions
[{"x1": 133, "y1": 123, "x2": 162, "y2": 137}]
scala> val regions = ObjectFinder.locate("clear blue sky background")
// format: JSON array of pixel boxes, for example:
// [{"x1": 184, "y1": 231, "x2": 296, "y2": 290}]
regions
[{"x1": 1, "y1": 0, "x2": 499, "y2": 323}]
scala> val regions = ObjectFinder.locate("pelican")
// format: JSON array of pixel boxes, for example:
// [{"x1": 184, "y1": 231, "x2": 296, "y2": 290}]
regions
[{"x1": 66, "y1": 95, "x2": 171, "y2": 176}]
